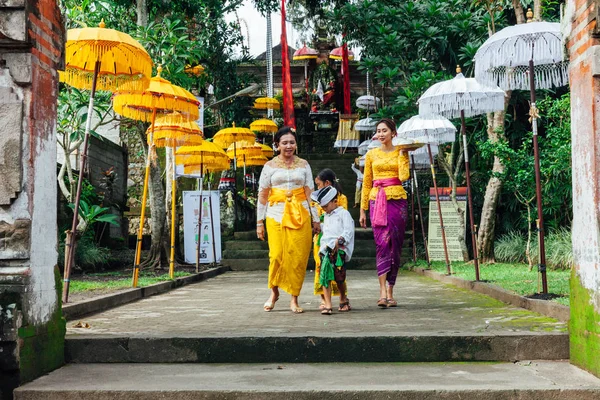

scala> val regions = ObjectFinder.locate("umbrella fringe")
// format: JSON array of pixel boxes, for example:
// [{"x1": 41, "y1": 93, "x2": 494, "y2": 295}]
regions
[
  {"x1": 419, "y1": 95, "x2": 506, "y2": 119},
  {"x1": 113, "y1": 95, "x2": 199, "y2": 123},
  {"x1": 60, "y1": 69, "x2": 149, "y2": 92},
  {"x1": 476, "y1": 62, "x2": 569, "y2": 91}
]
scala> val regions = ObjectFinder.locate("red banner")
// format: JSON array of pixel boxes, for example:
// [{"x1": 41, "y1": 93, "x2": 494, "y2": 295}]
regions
[
  {"x1": 281, "y1": 0, "x2": 296, "y2": 129},
  {"x1": 342, "y1": 36, "x2": 351, "y2": 114}
]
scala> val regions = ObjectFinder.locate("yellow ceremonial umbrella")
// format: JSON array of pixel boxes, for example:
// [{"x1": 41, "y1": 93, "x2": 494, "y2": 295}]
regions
[
  {"x1": 113, "y1": 66, "x2": 200, "y2": 287},
  {"x1": 250, "y1": 118, "x2": 278, "y2": 134},
  {"x1": 60, "y1": 20, "x2": 153, "y2": 304},
  {"x1": 226, "y1": 141, "x2": 263, "y2": 159},
  {"x1": 148, "y1": 112, "x2": 204, "y2": 148},
  {"x1": 260, "y1": 143, "x2": 274, "y2": 159},
  {"x1": 213, "y1": 123, "x2": 255, "y2": 174},
  {"x1": 239, "y1": 155, "x2": 268, "y2": 167},
  {"x1": 253, "y1": 97, "x2": 280, "y2": 110},
  {"x1": 213, "y1": 123, "x2": 255, "y2": 149},
  {"x1": 228, "y1": 142, "x2": 263, "y2": 198},
  {"x1": 147, "y1": 115, "x2": 204, "y2": 279}
]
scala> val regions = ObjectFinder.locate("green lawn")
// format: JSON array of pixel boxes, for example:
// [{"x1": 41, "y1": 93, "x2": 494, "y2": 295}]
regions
[
  {"x1": 407, "y1": 260, "x2": 570, "y2": 306},
  {"x1": 69, "y1": 271, "x2": 193, "y2": 293}
]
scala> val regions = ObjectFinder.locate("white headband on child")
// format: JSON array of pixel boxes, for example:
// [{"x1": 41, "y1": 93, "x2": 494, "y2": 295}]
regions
[{"x1": 311, "y1": 186, "x2": 338, "y2": 207}]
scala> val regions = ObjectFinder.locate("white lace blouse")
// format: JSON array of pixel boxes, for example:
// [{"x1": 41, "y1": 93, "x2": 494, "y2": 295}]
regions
[{"x1": 257, "y1": 157, "x2": 318, "y2": 223}]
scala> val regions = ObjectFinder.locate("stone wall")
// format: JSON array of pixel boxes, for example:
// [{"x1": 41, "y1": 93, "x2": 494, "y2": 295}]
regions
[
  {"x1": 565, "y1": 0, "x2": 600, "y2": 377},
  {"x1": 87, "y1": 135, "x2": 129, "y2": 241},
  {"x1": 0, "y1": 0, "x2": 65, "y2": 397}
]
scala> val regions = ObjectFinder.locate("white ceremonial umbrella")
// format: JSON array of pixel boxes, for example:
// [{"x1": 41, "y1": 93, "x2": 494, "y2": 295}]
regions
[
  {"x1": 398, "y1": 115, "x2": 456, "y2": 144},
  {"x1": 418, "y1": 67, "x2": 505, "y2": 280},
  {"x1": 367, "y1": 137, "x2": 381, "y2": 150},
  {"x1": 355, "y1": 116, "x2": 378, "y2": 132},
  {"x1": 356, "y1": 95, "x2": 381, "y2": 111},
  {"x1": 473, "y1": 9, "x2": 567, "y2": 294},
  {"x1": 358, "y1": 139, "x2": 371, "y2": 155}
]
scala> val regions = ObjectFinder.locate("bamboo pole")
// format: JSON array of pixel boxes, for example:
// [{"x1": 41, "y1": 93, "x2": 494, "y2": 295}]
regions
[
  {"x1": 132, "y1": 108, "x2": 157, "y2": 287},
  {"x1": 427, "y1": 143, "x2": 451, "y2": 274},
  {"x1": 529, "y1": 55, "x2": 548, "y2": 294},
  {"x1": 63, "y1": 60, "x2": 101, "y2": 303},
  {"x1": 460, "y1": 110, "x2": 480, "y2": 281},
  {"x1": 168, "y1": 167, "x2": 177, "y2": 279},
  {"x1": 411, "y1": 154, "x2": 430, "y2": 268}
]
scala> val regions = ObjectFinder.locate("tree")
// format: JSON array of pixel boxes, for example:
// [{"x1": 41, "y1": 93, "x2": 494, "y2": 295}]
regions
[{"x1": 479, "y1": 93, "x2": 571, "y2": 267}]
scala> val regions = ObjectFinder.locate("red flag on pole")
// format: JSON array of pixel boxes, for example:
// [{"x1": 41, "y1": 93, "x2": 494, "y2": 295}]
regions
[
  {"x1": 281, "y1": 0, "x2": 296, "y2": 129},
  {"x1": 342, "y1": 35, "x2": 351, "y2": 115}
]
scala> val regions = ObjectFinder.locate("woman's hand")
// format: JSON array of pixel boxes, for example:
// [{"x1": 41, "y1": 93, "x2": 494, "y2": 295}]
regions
[
  {"x1": 359, "y1": 209, "x2": 367, "y2": 229},
  {"x1": 312, "y1": 221, "x2": 321, "y2": 235},
  {"x1": 257, "y1": 222, "x2": 265, "y2": 241}
]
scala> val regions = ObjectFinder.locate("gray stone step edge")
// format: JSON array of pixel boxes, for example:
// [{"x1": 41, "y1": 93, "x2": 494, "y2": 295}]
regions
[
  {"x1": 411, "y1": 267, "x2": 570, "y2": 323},
  {"x1": 62, "y1": 266, "x2": 230, "y2": 321}
]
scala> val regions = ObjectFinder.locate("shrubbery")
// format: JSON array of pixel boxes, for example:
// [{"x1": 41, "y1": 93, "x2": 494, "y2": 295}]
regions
[{"x1": 494, "y1": 228, "x2": 572, "y2": 270}]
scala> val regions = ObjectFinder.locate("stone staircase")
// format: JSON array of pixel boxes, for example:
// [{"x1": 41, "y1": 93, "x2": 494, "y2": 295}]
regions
[{"x1": 221, "y1": 153, "x2": 412, "y2": 271}]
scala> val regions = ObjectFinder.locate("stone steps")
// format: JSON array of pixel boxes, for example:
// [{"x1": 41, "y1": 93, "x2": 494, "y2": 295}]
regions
[
  {"x1": 17, "y1": 361, "x2": 600, "y2": 400},
  {"x1": 62, "y1": 334, "x2": 568, "y2": 364},
  {"x1": 224, "y1": 229, "x2": 412, "y2": 271}
]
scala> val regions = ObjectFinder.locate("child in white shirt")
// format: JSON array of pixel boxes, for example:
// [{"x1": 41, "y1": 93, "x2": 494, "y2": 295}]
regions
[{"x1": 311, "y1": 186, "x2": 355, "y2": 315}]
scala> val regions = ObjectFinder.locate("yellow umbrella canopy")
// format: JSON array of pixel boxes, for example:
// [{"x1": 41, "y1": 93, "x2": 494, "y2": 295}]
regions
[
  {"x1": 250, "y1": 118, "x2": 278, "y2": 133},
  {"x1": 176, "y1": 141, "x2": 230, "y2": 166},
  {"x1": 112, "y1": 66, "x2": 200, "y2": 123},
  {"x1": 240, "y1": 155, "x2": 269, "y2": 167},
  {"x1": 213, "y1": 123, "x2": 255, "y2": 149},
  {"x1": 60, "y1": 20, "x2": 153, "y2": 303},
  {"x1": 260, "y1": 143, "x2": 274, "y2": 158},
  {"x1": 183, "y1": 159, "x2": 230, "y2": 175},
  {"x1": 227, "y1": 141, "x2": 263, "y2": 159},
  {"x1": 253, "y1": 97, "x2": 280, "y2": 110},
  {"x1": 147, "y1": 112, "x2": 204, "y2": 148},
  {"x1": 61, "y1": 20, "x2": 152, "y2": 91}
]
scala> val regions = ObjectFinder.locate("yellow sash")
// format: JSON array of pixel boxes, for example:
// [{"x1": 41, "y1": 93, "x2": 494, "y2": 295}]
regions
[{"x1": 269, "y1": 187, "x2": 309, "y2": 229}]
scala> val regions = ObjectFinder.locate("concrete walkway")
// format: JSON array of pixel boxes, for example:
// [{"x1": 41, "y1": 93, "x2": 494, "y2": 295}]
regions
[
  {"x1": 67, "y1": 270, "x2": 566, "y2": 338},
  {"x1": 62, "y1": 271, "x2": 569, "y2": 363}
]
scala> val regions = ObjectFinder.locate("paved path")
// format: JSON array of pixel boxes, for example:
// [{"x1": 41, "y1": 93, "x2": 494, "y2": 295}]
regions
[{"x1": 67, "y1": 270, "x2": 566, "y2": 338}]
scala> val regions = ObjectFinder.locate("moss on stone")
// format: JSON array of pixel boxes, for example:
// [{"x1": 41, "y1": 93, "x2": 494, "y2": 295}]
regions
[
  {"x1": 17, "y1": 266, "x2": 66, "y2": 383},
  {"x1": 569, "y1": 268, "x2": 600, "y2": 377}
]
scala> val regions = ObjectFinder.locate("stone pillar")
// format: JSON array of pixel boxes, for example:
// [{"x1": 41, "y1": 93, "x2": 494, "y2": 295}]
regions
[
  {"x1": 0, "y1": 0, "x2": 65, "y2": 397},
  {"x1": 565, "y1": 0, "x2": 600, "y2": 377}
]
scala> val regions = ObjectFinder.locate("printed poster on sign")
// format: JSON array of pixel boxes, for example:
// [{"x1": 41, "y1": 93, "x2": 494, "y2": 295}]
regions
[
  {"x1": 427, "y1": 187, "x2": 467, "y2": 261},
  {"x1": 183, "y1": 191, "x2": 222, "y2": 264}
]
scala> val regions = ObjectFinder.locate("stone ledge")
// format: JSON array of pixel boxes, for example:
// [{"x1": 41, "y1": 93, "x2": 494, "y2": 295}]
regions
[
  {"x1": 411, "y1": 267, "x2": 570, "y2": 322},
  {"x1": 62, "y1": 266, "x2": 230, "y2": 321}
]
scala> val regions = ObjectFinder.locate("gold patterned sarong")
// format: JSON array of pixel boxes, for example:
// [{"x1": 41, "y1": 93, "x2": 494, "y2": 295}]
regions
[{"x1": 266, "y1": 188, "x2": 312, "y2": 296}]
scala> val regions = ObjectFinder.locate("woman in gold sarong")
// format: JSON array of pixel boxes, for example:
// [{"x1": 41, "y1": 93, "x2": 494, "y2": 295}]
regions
[{"x1": 257, "y1": 127, "x2": 319, "y2": 313}]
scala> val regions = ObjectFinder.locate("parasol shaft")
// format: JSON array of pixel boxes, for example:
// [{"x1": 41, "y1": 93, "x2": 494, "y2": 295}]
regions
[
  {"x1": 411, "y1": 154, "x2": 430, "y2": 267},
  {"x1": 410, "y1": 160, "x2": 417, "y2": 265},
  {"x1": 169, "y1": 166, "x2": 176, "y2": 279},
  {"x1": 132, "y1": 108, "x2": 157, "y2": 287},
  {"x1": 243, "y1": 155, "x2": 247, "y2": 200},
  {"x1": 427, "y1": 143, "x2": 451, "y2": 274},
  {"x1": 63, "y1": 60, "x2": 100, "y2": 304},
  {"x1": 529, "y1": 58, "x2": 548, "y2": 294},
  {"x1": 208, "y1": 186, "x2": 218, "y2": 267},
  {"x1": 460, "y1": 111, "x2": 480, "y2": 281},
  {"x1": 196, "y1": 156, "x2": 204, "y2": 272}
]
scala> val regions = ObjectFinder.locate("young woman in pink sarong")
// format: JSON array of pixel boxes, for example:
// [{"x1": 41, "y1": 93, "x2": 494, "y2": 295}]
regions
[{"x1": 359, "y1": 118, "x2": 410, "y2": 308}]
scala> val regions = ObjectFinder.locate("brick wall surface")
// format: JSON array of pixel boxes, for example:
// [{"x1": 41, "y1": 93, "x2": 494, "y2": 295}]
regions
[{"x1": 567, "y1": 0, "x2": 600, "y2": 378}]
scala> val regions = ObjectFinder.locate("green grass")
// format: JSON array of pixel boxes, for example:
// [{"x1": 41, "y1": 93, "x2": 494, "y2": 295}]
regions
[
  {"x1": 407, "y1": 260, "x2": 570, "y2": 306},
  {"x1": 69, "y1": 271, "x2": 193, "y2": 294}
]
